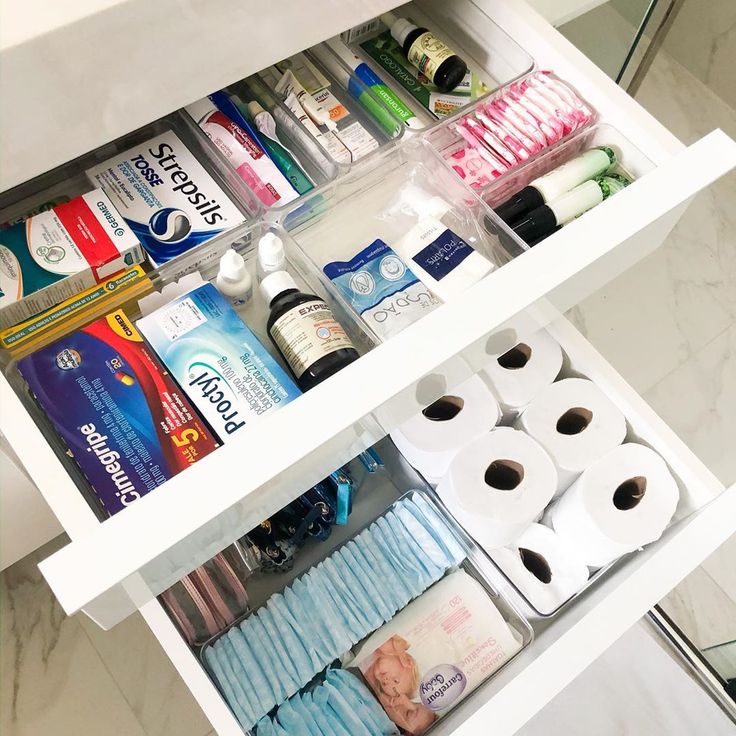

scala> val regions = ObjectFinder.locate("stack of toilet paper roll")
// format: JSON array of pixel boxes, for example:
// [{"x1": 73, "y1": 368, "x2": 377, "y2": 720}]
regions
[{"x1": 393, "y1": 328, "x2": 681, "y2": 615}]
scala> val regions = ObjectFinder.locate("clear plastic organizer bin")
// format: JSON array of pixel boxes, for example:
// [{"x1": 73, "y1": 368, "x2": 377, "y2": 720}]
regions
[
  {"x1": 255, "y1": 47, "x2": 404, "y2": 167},
  {"x1": 0, "y1": 112, "x2": 262, "y2": 266},
  {"x1": 481, "y1": 123, "x2": 656, "y2": 212},
  {"x1": 191, "y1": 437, "x2": 532, "y2": 734},
  {"x1": 396, "y1": 340, "x2": 691, "y2": 621},
  {"x1": 283, "y1": 138, "x2": 528, "y2": 345},
  {"x1": 1, "y1": 219, "x2": 375, "y2": 520},
  {"x1": 337, "y1": 0, "x2": 534, "y2": 131}
]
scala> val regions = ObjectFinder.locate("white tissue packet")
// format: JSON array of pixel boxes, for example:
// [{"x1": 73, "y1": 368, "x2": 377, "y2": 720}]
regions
[{"x1": 348, "y1": 569, "x2": 521, "y2": 735}]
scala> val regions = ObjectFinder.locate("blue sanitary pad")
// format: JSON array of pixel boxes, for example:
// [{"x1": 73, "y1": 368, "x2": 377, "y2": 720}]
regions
[
  {"x1": 256, "y1": 668, "x2": 399, "y2": 736},
  {"x1": 205, "y1": 493, "x2": 466, "y2": 730}
]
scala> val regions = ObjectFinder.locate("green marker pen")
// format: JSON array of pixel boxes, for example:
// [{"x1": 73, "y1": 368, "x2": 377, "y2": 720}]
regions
[{"x1": 310, "y1": 44, "x2": 402, "y2": 137}]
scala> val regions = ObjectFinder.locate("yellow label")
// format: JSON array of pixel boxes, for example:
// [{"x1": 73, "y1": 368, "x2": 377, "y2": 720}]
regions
[
  {"x1": 105, "y1": 309, "x2": 144, "y2": 342},
  {"x1": 270, "y1": 301, "x2": 354, "y2": 378},
  {"x1": 408, "y1": 31, "x2": 455, "y2": 80}
]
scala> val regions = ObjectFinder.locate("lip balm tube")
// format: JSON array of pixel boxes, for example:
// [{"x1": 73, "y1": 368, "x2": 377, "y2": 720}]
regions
[
  {"x1": 513, "y1": 173, "x2": 631, "y2": 243},
  {"x1": 494, "y1": 146, "x2": 617, "y2": 224},
  {"x1": 323, "y1": 37, "x2": 423, "y2": 130},
  {"x1": 309, "y1": 44, "x2": 399, "y2": 136}
]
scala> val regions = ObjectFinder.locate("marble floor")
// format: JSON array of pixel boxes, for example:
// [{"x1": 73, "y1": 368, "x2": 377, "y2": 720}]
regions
[{"x1": 2, "y1": 16, "x2": 736, "y2": 736}]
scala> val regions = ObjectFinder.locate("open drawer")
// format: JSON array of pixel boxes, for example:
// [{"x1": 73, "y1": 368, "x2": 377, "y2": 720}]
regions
[
  {"x1": 0, "y1": 0, "x2": 735, "y2": 628},
  {"x1": 126, "y1": 315, "x2": 736, "y2": 736}
]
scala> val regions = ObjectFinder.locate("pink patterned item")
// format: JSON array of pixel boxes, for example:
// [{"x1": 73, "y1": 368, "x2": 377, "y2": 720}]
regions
[
  {"x1": 515, "y1": 79, "x2": 577, "y2": 135},
  {"x1": 536, "y1": 71, "x2": 594, "y2": 124},
  {"x1": 475, "y1": 110, "x2": 532, "y2": 161},
  {"x1": 503, "y1": 89, "x2": 560, "y2": 145},
  {"x1": 452, "y1": 123, "x2": 509, "y2": 175},
  {"x1": 526, "y1": 74, "x2": 586, "y2": 128},
  {"x1": 464, "y1": 117, "x2": 519, "y2": 166},
  {"x1": 508, "y1": 85, "x2": 565, "y2": 142},
  {"x1": 492, "y1": 97, "x2": 548, "y2": 149},
  {"x1": 480, "y1": 101, "x2": 543, "y2": 154}
]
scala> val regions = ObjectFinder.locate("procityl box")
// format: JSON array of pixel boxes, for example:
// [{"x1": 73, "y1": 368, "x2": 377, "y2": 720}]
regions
[
  {"x1": 0, "y1": 190, "x2": 144, "y2": 329},
  {"x1": 17, "y1": 309, "x2": 219, "y2": 516}
]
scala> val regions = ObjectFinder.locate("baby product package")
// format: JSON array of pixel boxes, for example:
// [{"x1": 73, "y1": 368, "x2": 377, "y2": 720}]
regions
[
  {"x1": 0, "y1": 190, "x2": 144, "y2": 329},
  {"x1": 17, "y1": 308, "x2": 218, "y2": 515},
  {"x1": 348, "y1": 569, "x2": 521, "y2": 735},
  {"x1": 136, "y1": 282, "x2": 301, "y2": 443},
  {"x1": 324, "y1": 238, "x2": 440, "y2": 341},
  {"x1": 86, "y1": 131, "x2": 246, "y2": 266}
]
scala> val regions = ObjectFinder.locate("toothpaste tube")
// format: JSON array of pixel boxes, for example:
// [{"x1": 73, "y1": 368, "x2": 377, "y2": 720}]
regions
[
  {"x1": 187, "y1": 97, "x2": 299, "y2": 208},
  {"x1": 17, "y1": 308, "x2": 218, "y2": 515},
  {"x1": 136, "y1": 282, "x2": 300, "y2": 443},
  {"x1": 86, "y1": 130, "x2": 246, "y2": 267},
  {"x1": 0, "y1": 190, "x2": 145, "y2": 329}
]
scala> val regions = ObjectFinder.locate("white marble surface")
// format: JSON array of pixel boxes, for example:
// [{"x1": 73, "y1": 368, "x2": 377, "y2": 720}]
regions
[{"x1": 518, "y1": 621, "x2": 735, "y2": 736}]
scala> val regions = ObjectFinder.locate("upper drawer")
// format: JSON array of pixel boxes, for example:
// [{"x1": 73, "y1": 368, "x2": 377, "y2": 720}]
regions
[{"x1": 1, "y1": 0, "x2": 735, "y2": 629}]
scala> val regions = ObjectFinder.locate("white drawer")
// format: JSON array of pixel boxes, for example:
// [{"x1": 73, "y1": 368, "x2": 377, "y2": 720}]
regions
[
  {"x1": 133, "y1": 316, "x2": 736, "y2": 736},
  {"x1": 0, "y1": 0, "x2": 735, "y2": 731},
  {"x1": 3, "y1": 0, "x2": 732, "y2": 628}
]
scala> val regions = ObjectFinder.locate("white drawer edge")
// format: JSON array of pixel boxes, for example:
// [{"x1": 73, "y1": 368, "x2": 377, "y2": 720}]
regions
[{"x1": 24, "y1": 128, "x2": 736, "y2": 628}]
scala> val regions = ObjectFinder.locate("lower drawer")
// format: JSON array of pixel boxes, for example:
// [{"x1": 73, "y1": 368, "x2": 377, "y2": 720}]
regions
[{"x1": 137, "y1": 315, "x2": 736, "y2": 736}]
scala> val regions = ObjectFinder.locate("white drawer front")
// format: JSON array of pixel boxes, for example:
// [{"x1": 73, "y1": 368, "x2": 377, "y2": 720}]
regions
[{"x1": 132, "y1": 317, "x2": 735, "y2": 736}]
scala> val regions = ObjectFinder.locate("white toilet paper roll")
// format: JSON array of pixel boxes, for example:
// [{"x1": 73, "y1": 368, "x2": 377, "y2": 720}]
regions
[
  {"x1": 516, "y1": 377, "x2": 627, "y2": 494},
  {"x1": 390, "y1": 375, "x2": 501, "y2": 484},
  {"x1": 436, "y1": 427, "x2": 557, "y2": 549},
  {"x1": 490, "y1": 523, "x2": 589, "y2": 614},
  {"x1": 550, "y1": 442, "x2": 680, "y2": 568},
  {"x1": 481, "y1": 329, "x2": 563, "y2": 422}
]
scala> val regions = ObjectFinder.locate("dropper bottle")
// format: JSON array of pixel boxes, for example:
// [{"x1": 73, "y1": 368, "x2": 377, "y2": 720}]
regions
[
  {"x1": 256, "y1": 232, "x2": 286, "y2": 283},
  {"x1": 216, "y1": 249, "x2": 253, "y2": 306},
  {"x1": 261, "y1": 271, "x2": 359, "y2": 390}
]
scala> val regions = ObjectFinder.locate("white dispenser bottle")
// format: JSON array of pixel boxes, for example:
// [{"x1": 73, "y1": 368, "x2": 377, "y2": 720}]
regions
[
  {"x1": 257, "y1": 232, "x2": 287, "y2": 283},
  {"x1": 216, "y1": 249, "x2": 252, "y2": 306}
]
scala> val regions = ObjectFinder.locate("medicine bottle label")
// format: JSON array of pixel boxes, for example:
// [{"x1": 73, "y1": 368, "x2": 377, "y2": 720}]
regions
[
  {"x1": 270, "y1": 301, "x2": 354, "y2": 377},
  {"x1": 408, "y1": 32, "x2": 454, "y2": 80}
]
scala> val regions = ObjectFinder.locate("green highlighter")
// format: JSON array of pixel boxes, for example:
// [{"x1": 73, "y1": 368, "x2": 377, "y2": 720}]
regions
[{"x1": 310, "y1": 44, "x2": 404, "y2": 138}]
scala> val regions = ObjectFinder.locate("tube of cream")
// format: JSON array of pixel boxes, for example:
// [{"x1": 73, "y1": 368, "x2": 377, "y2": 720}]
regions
[
  {"x1": 310, "y1": 43, "x2": 400, "y2": 137},
  {"x1": 513, "y1": 173, "x2": 631, "y2": 243},
  {"x1": 187, "y1": 97, "x2": 298, "y2": 207},
  {"x1": 232, "y1": 97, "x2": 314, "y2": 196},
  {"x1": 323, "y1": 36, "x2": 423, "y2": 130},
  {"x1": 495, "y1": 146, "x2": 617, "y2": 224}
]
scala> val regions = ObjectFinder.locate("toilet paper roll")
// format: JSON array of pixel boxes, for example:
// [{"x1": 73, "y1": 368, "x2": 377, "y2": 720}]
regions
[
  {"x1": 516, "y1": 377, "x2": 627, "y2": 495},
  {"x1": 436, "y1": 427, "x2": 557, "y2": 549},
  {"x1": 549, "y1": 442, "x2": 680, "y2": 568},
  {"x1": 390, "y1": 375, "x2": 501, "y2": 484},
  {"x1": 490, "y1": 523, "x2": 589, "y2": 614},
  {"x1": 481, "y1": 329, "x2": 563, "y2": 422}
]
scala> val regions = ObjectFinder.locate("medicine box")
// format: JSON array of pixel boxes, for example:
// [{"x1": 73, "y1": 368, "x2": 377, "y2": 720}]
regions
[
  {"x1": 0, "y1": 190, "x2": 144, "y2": 329},
  {"x1": 86, "y1": 130, "x2": 246, "y2": 266},
  {"x1": 17, "y1": 309, "x2": 219, "y2": 516},
  {"x1": 136, "y1": 282, "x2": 301, "y2": 443}
]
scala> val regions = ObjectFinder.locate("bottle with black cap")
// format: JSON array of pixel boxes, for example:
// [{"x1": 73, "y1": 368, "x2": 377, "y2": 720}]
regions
[
  {"x1": 261, "y1": 270, "x2": 359, "y2": 391},
  {"x1": 495, "y1": 147, "x2": 617, "y2": 226},
  {"x1": 513, "y1": 173, "x2": 631, "y2": 245},
  {"x1": 381, "y1": 12, "x2": 468, "y2": 93}
]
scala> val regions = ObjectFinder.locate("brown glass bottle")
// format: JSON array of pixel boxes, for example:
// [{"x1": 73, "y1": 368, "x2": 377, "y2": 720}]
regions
[{"x1": 261, "y1": 271, "x2": 359, "y2": 391}]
